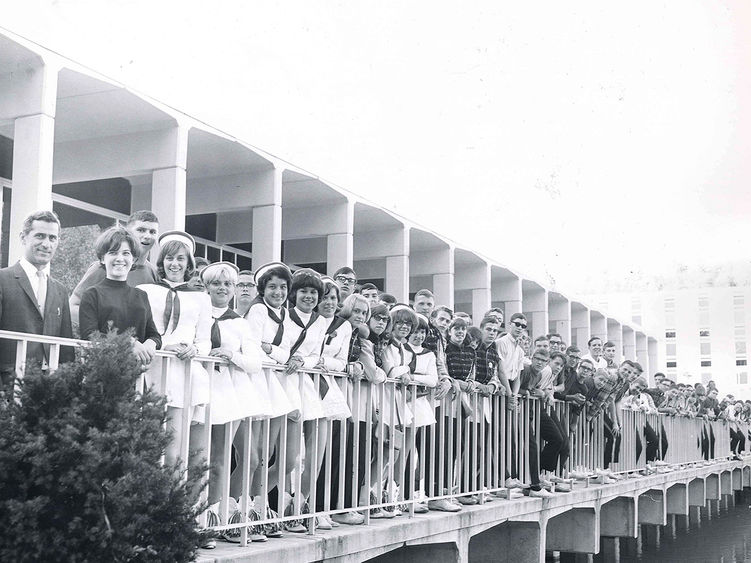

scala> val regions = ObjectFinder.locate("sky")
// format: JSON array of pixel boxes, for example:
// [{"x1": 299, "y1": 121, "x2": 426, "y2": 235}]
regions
[{"x1": 3, "y1": 1, "x2": 751, "y2": 296}]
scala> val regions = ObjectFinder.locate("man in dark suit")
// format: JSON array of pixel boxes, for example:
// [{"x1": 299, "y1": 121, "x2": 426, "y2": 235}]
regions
[{"x1": 0, "y1": 210, "x2": 74, "y2": 393}]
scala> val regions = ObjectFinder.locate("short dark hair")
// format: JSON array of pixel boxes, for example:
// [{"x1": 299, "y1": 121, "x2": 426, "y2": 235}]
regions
[
  {"x1": 565, "y1": 345, "x2": 581, "y2": 355},
  {"x1": 431, "y1": 305, "x2": 453, "y2": 318},
  {"x1": 587, "y1": 336, "x2": 602, "y2": 347},
  {"x1": 509, "y1": 312, "x2": 527, "y2": 323},
  {"x1": 547, "y1": 333, "x2": 562, "y2": 341},
  {"x1": 534, "y1": 335, "x2": 549, "y2": 344},
  {"x1": 414, "y1": 289, "x2": 434, "y2": 299},
  {"x1": 361, "y1": 283, "x2": 378, "y2": 292},
  {"x1": 448, "y1": 316, "x2": 469, "y2": 332},
  {"x1": 379, "y1": 293, "x2": 397, "y2": 304},
  {"x1": 480, "y1": 316, "x2": 501, "y2": 329},
  {"x1": 288, "y1": 268, "x2": 324, "y2": 307},
  {"x1": 257, "y1": 265, "x2": 292, "y2": 295},
  {"x1": 95, "y1": 226, "x2": 137, "y2": 261},
  {"x1": 127, "y1": 210, "x2": 159, "y2": 225},
  {"x1": 333, "y1": 266, "x2": 356, "y2": 279},
  {"x1": 195, "y1": 257, "x2": 210, "y2": 270},
  {"x1": 467, "y1": 326, "x2": 483, "y2": 342},
  {"x1": 550, "y1": 352, "x2": 567, "y2": 364},
  {"x1": 603, "y1": 341, "x2": 616, "y2": 349},
  {"x1": 22, "y1": 210, "x2": 60, "y2": 235},
  {"x1": 632, "y1": 362, "x2": 643, "y2": 373}
]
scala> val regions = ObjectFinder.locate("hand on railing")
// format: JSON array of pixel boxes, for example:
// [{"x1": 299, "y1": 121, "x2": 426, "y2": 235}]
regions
[
  {"x1": 132, "y1": 339, "x2": 156, "y2": 366},
  {"x1": 284, "y1": 355, "x2": 305, "y2": 375},
  {"x1": 164, "y1": 342, "x2": 198, "y2": 360},
  {"x1": 209, "y1": 347, "x2": 234, "y2": 362}
]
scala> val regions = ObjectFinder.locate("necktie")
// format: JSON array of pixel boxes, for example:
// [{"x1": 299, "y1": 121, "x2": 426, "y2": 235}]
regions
[
  {"x1": 36, "y1": 270, "x2": 47, "y2": 316},
  {"x1": 211, "y1": 318, "x2": 221, "y2": 349}
]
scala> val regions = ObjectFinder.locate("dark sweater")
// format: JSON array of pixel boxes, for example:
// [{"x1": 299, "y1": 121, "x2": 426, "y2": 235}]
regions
[{"x1": 79, "y1": 278, "x2": 161, "y2": 347}]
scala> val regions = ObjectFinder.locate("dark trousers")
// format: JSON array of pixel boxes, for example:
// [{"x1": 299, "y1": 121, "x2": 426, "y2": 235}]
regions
[
  {"x1": 315, "y1": 420, "x2": 371, "y2": 511},
  {"x1": 603, "y1": 413, "x2": 621, "y2": 469},
  {"x1": 730, "y1": 427, "x2": 746, "y2": 455},
  {"x1": 540, "y1": 408, "x2": 570, "y2": 473}
]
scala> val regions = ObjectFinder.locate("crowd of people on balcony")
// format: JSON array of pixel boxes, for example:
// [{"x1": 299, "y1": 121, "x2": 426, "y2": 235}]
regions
[{"x1": 1, "y1": 209, "x2": 750, "y2": 548}]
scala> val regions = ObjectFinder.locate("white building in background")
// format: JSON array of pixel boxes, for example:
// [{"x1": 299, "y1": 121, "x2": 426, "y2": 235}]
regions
[
  {"x1": 585, "y1": 286, "x2": 751, "y2": 398},
  {"x1": 0, "y1": 27, "x2": 658, "y2": 371}
]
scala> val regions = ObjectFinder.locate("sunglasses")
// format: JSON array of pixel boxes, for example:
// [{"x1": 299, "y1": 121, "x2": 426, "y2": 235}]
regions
[{"x1": 511, "y1": 321, "x2": 527, "y2": 329}]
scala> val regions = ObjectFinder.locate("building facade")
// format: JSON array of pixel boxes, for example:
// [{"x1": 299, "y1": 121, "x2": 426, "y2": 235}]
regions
[
  {"x1": 586, "y1": 286, "x2": 751, "y2": 397},
  {"x1": 0, "y1": 28, "x2": 657, "y2": 369}
]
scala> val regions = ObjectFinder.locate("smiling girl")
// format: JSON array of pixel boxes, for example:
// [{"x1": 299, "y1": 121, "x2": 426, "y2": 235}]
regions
[{"x1": 79, "y1": 226, "x2": 161, "y2": 362}]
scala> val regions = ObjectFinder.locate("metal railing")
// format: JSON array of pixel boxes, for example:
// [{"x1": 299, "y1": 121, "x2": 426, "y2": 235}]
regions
[{"x1": 2, "y1": 329, "x2": 749, "y2": 547}]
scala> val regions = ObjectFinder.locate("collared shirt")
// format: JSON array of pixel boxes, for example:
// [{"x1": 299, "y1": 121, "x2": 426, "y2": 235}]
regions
[
  {"x1": 581, "y1": 353, "x2": 607, "y2": 371},
  {"x1": 19, "y1": 257, "x2": 50, "y2": 302},
  {"x1": 496, "y1": 333, "x2": 525, "y2": 382},
  {"x1": 621, "y1": 392, "x2": 657, "y2": 413},
  {"x1": 424, "y1": 324, "x2": 450, "y2": 379},
  {"x1": 518, "y1": 364, "x2": 543, "y2": 393},
  {"x1": 585, "y1": 375, "x2": 617, "y2": 421}
]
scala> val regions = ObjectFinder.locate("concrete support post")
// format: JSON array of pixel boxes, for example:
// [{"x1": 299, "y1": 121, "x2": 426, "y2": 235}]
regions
[
  {"x1": 571, "y1": 304, "x2": 590, "y2": 350},
  {"x1": 326, "y1": 201, "x2": 354, "y2": 275},
  {"x1": 743, "y1": 466, "x2": 751, "y2": 487},
  {"x1": 638, "y1": 489, "x2": 666, "y2": 526},
  {"x1": 472, "y1": 287, "x2": 491, "y2": 326},
  {"x1": 546, "y1": 507, "x2": 599, "y2": 553},
  {"x1": 601, "y1": 496, "x2": 637, "y2": 538},
  {"x1": 636, "y1": 332, "x2": 649, "y2": 379},
  {"x1": 689, "y1": 478, "x2": 705, "y2": 507},
  {"x1": 386, "y1": 254, "x2": 409, "y2": 303},
  {"x1": 666, "y1": 484, "x2": 688, "y2": 515},
  {"x1": 549, "y1": 295, "x2": 571, "y2": 344},
  {"x1": 623, "y1": 328, "x2": 636, "y2": 362},
  {"x1": 492, "y1": 273, "x2": 522, "y2": 325},
  {"x1": 607, "y1": 319, "x2": 623, "y2": 361},
  {"x1": 721, "y1": 471, "x2": 732, "y2": 495},
  {"x1": 522, "y1": 283, "x2": 548, "y2": 340},
  {"x1": 590, "y1": 313, "x2": 607, "y2": 343},
  {"x1": 434, "y1": 270, "x2": 455, "y2": 310},
  {"x1": 706, "y1": 474, "x2": 720, "y2": 500},
  {"x1": 469, "y1": 520, "x2": 545, "y2": 563},
  {"x1": 733, "y1": 468, "x2": 743, "y2": 491},
  {"x1": 152, "y1": 167, "x2": 187, "y2": 231},
  {"x1": 8, "y1": 63, "x2": 58, "y2": 262},
  {"x1": 251, "y1": 167, "x2": 283, "y2": 269},
  {"x1": 648, "y1": 337, "x2": 659, "y2": 376}
]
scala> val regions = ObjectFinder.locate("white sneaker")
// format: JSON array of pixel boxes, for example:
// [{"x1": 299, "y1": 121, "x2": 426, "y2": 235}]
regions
[{"x1": 529, "y1": 488, "x2": 554, "y2": 498}]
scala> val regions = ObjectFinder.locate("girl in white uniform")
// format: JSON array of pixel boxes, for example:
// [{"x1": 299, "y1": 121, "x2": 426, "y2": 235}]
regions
[
  {"x1": 245, "y1": 262, "x2": 294, "y2": 534},
  {"x1": 401, "y1": 313, "x2": 438, "y2": 511},
  {"x1": 200, "y1": 262, "x2": 275, "y2": 531},
  {"x1": 137, "y1": 231, "x2": 212, "y2": 467}
]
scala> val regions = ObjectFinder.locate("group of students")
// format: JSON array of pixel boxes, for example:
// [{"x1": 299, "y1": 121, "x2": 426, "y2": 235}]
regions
[{"x1": 2, "y1": 208, "x2": 745, "y2": 550}]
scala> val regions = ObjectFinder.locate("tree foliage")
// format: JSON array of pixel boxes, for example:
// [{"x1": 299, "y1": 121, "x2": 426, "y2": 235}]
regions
[{"x1": 0, "y1": 332, "x2": 205, "y2": 562}]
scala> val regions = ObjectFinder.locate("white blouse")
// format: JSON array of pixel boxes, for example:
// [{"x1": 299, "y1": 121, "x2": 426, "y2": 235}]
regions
[
  {"x1": 283, "y1": 308, "x2": 327, "y2": 369},
  {"x1": 245, "y1": 301, "x2": 290, "y2": 365}
]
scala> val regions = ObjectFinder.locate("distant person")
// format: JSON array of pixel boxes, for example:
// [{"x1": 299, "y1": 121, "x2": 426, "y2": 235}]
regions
[
  {"x1": 234, "y1": 269, "x2": 257, "y2": 317},
  {"x1": 360, "y1": 283, "x2": 380, "y2": 308},
  {"x1": 332, "y1": 267, "x2": 357, "y2": 304}
]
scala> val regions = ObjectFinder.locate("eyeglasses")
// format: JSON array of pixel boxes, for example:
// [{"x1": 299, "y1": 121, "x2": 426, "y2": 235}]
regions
[
  {"x1": 237, "y1": 282, "x2": 256, "y2": 289},
  {"x1": 511, "y1": 321, "x2": 527, "y2": 329},
  {"x1": 372, "y1": 315, "x2": 389, "y2": 322},
  {"x1": 394, "y1": 321, "x2": 412, "y2": 327},
  {"x1": 579, "y1": 366, "x2": 594, "y2": 373},
  {"x1": 335, "y1": 275, "x2": 357, "y2": 286}
]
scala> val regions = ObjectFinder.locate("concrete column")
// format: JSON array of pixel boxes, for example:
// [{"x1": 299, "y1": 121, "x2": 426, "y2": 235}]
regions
[
  {"x1": 8, "y1": 63, "x2": 58, "y2": 262},
  {"x1": 601, "y1": 496, "x2": 637, "y2": 538},
  {"x1": 590, "y1": 312, "x2": 607, "y2": 343},
  {"x1": 666, "y1": 484, "x2": 688, "y2": 516},
  {"x1": 546, "y1": 507, "x2": 599, "y2": 553},
  {"x1": 607, "y1": 319, "x2": 623, "y2": 361},
  {"x1": 410, "y1": 244, "x2": 454, "y2": 308},
  {"x1": 688, "y1": 478, "x2": 705, "y2": 507},
  {"x1": 251, "y1": 167, "x2": 283, "y2": 269},
  {"x1": 733, "y1": 468, "x2": 743, "y2": 491},
  {"x1": 721, "y1": 471, "x2": 732, "y2": 495},
  {"x1": 386, "y1": 255, "x2": 409, "y2": 302},
  {"x1": 648, "y1": 337, "x2": 659, "y2": 375},
  {"x1": 705, "y1": 474, "x2": 720, "y2": 500},
  {"x1": 638, "y1": 489, "x2": 666, "y2": 526},
  {"x1": 549, "y1": 294, "x2": 572, "y2": 343},
  {"x1": 571, "y1": 303, "x2": 590, "y2": 350},
  {"x1": 491, "y1": 272, "x2": 522, "y2": 326},
  {"x1": 150, "y1": 126, "x2": 189, "y2": 231},
  {"x1": 636, "y1": 332, "x2": 649, "y2": 378},
  {"x1": 623, "y1": 327, "x2": 636, "y2": 362},
  {"x1": 472, "y1": 287, "x2": 491, "y2": 325},
  {"x1": 326, "y1": 201, "x2": 354, "y2": 274},
  {"x1": 522, "y1": 281, "x2": 548, "y2": 340}
]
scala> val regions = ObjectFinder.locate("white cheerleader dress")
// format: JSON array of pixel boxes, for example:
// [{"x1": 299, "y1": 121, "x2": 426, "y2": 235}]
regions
[
  {"x1": 279, "y1": 307, "x2": 326, "y2": 421},
  {"x1": 319, "y1": 316, "x2": 353, "y2": 420},
  {"x1": 380, "y1": 341, "x2": 414, "y2": 427},
  {"x1": 210, "y1": 306, "x2": 273, "y2": 424},
  {"x1": 245, "y1": 299, "x2": 294, "y2": 418},
  {"x1": 138, "y1": 281, "x2": 212, "y2": 408},
  {"x1": 403, "y1": 344, "x2": 438, "y2": 427}
]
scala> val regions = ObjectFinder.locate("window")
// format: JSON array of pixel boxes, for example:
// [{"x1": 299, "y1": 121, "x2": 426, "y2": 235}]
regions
[
  {"x1": 737, "y1": 360, "x2": 747, "y2": 366},
  {"x1": 738, "y1": 372, "x2": 748, "y2": 385},
  {"x1": 699, "y1": 330, "x2": 710, "y2": 338},
  {"x1": 736, "y1": 341, "x2": 747, "y2": 355},
  {"x1": 701, "y1": 360, "x2": 711, "y2": 367},
  {"x1": 664, "y1": 297, "x2": 676, "y2": 329},
  {"x1": 700, "y1": 342, "x2": 711, "y2": 356},
  {"x1": 666, "y1": 343, "x2": 677, "y2": 356},
  {"x1": 735, "y1": 309, "x2": 745, "y2": 325},
  {"x1": 667, "y1": 361, "x2": 677, "y2": 368},
  {"x1": 665, "y1": 330, "x2": 676, "y2": 339}
]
